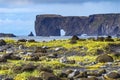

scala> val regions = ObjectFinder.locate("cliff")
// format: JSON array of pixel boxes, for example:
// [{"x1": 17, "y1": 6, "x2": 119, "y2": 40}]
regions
[
  {"x1": 0, "y1": 33, "x2": 16, "y2": 37},
  {"x1": 35, "y1": 14, "x2": 120, "y2": 36}
]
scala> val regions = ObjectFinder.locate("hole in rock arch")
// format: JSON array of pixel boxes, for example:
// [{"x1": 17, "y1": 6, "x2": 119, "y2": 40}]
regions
[{"x1": 60, "y1": 29, "x2": 66, "y2": 36}]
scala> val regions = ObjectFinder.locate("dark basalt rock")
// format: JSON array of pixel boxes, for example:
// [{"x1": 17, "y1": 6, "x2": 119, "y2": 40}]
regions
[
  {"x1": 2, "y1": 53, "x2": 13, "y2": 59},
  {"x1": 106, "y1": 72, "x2": 120, "y2": 79},
  {"x1": 18, "y1": 39, "x2": 27, "y2": 42},
  {"x1": 35, "y1": 13, "x2": 120, "y2": 36},
  {"x1": 28, "y1": 32, "x2": 34, "y2": 36},
  {"x1": 4, "y1": 78, "x2": 14, "y2": 80},
  {"x1": 13, "y1": 66, "x2": 22, "y2": 73},
  {"x1": 28, "y1": 76, "x2": 43, "y2": 80},
  {"x1": 21, "y1": 64, "x2": 36, "y2": 72},
  {"x1": 58, "y1": 73, "x2": 68, "y2": 78},
  {"x1": 27, "y1": 39, "x2": 36, "y2": 42},
  {"x1": 71, "y1": 35, "x2": 79, "y2": 40},
  {"x1": 0, "y1": 39, "x2": 6, "y2": 46},
  {"x1": 0, "y1": 33, "x2": 16, "y2": 37},
  {"x1": 40, "y1": 71, "x2": 61, "y2": 80},
  {"x1": 37, "y1": 66, "x2": 53, "y2": 73},
  {"x1": 0, "y1": 57, "x2": 7, "y2": 62},
  {"x1": 96, "y1": 54, "x2": 114, "y2": 63}
]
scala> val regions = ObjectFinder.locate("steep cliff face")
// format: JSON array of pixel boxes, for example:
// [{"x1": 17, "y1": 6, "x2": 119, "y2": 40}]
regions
[{"x1": 35, "y1": 14, "x2": 120, "y2": 36}]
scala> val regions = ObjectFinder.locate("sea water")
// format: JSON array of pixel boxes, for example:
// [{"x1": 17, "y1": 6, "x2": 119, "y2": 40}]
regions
[{"x1": 0, "y1": 36, "x2": 99, "y2": 42}]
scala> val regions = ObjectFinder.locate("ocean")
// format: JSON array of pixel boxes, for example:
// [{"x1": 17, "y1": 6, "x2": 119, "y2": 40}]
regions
[{"x1": 0, "y1": 36, "x2": 99, "y2": 42}]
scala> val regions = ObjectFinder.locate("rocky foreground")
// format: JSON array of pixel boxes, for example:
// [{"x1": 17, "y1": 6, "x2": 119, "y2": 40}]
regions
[{"x1": 0, "y1": 36, "x2": 120, "y2": 80}]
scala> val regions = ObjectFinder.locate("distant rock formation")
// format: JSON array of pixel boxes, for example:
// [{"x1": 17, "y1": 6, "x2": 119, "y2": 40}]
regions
[
  {"x1": 28, "y1": 32, "x2": 34, "y2": 36},
  {"x1": 0, "y1": 33, "x2": 16, "y2": 37},
  {"x1": 35, "y1": 13, "x2": 120, "y2": 36}
]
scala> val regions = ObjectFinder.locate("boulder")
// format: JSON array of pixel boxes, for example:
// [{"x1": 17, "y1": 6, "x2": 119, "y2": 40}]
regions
[
  {"x1": 10, "y1": 55, "x2": 21, "y2": 60},
  {"x1": 37, "y1": 66, "x2": 53, "y2": 73},
  {"x1": 4, "y1": 78, "x2": 14, "y2": 80},
  {"x1": 18, "y1": 45, "x2": 24, "y2": 50},
  {"x1": 2, "y1": 53, "x2": 13, "y2": 59},
  {"x1": 71, "y1": 35, "x2": 79, "y2": 40},
  {"x1": 6, "y1": 49, "x2": 14, "y2": 54},
  {"x1": 105, "y1": 72, "x2": 120, "y2": 79},
  {"x1": 27, "y1": 76, "x2": 42, "y2": 80},
  {"x1": 47, "y1": 53, "x2": 58, "y2": 58},
  {"x1": 68, "y1": 69, "x2": 80, "y2": 78},
  {"x1": 58, "y1": 73, "x2": 68, "y2": 78},
  {"x1": 30, "y1": 56, "x2": 39, "y2": 61},
  {"x1": 60, "y1": 56, "x2": 68, "y2": 63},
  {"x1": 34, "y1": 47, "x2": 47, "y2": 53},
  {"x1": 65, "y1": 69, "x2": 73, "y2": 75},
  {"x1": 13, "y1": 66, "x2": 22, "y2": 73},
  {"x1": 27, "y1": 39, "x2": 36, "y2": 42},
  {"x1": 18, "y1": 39, "x2": 27, "y2": 42},
  {"x1": 0, "y1": 39, "x2": 6, "y2": 46},
  {"x1": 96, "y1": 54, "x2": 114, "y2": 63},
  {"x1": 21, "y1": 64, "x2": 36, "y2": 72},
  {"x1": 74, "y1": 71, "x2": 87, "y2": 78},
  {"x1": 0, "y1": 57, "x2": 7, "y2": 62},
  {"x1": 40, "y1": 71, "x2": 61, "y2": 80}
]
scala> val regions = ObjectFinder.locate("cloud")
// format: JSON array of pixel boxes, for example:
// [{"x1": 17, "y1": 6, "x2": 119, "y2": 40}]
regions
[
  {"x1": 0, "y1": 0, "x2": 120, "y2": 6},
  {"x1": 0, "y1": 19, "x2": 32, "y2": 24},
  {"x1": 0, "y1": 7, "x2": 43, "y2": 13}
]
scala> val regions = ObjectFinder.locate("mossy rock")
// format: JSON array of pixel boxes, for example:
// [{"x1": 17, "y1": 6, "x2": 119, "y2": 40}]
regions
[
  {"x1": 2, "y1": 53, "x2": 13, "y2": 59},
  {"x1": 40, "y1": 71, "x2": 61, "y2": 80},
  {"x1": 104, "y1": 36, "x2": 114, "y2": 42},
  {"x1": 74, "y1": 71, "x2": 87, "y2": 78},
  {"x1": 71, "y1": 35, "x2": 79, "y2": 40},
  {"x1": 27, "y1": 76, "x2": 43, "y2": 80},
  {"x1": 0, "y1": 57, "x2": 7, "y2": 62},
  {"x1": 106, "y1": 72, "x2": 120, "y2": 79},
  {"x1": 34, "y1": 47, "x2": 47, "y2": 53},
  {"x1": 37, "y1": 66, "x2": 53, "y2": 73},
  {"x1": 58, "y1": 73, "x2": 68, "y2": 78},
  {"x1": 21, "y1": 64, "x2": 36, "y2": 72},
  {"x1": 96, "y1": 54, "x2": 114, "y2": 63},
  {"x1": 0, "y1": 39, "x2": 6, "y2": 46},
  {"x1": 27, "y1": 39, "x2": 36, "y2": 42},
  {"x1": 65, "y1": 69, "x2": 73, "y2": 75},
  {"x1": 69, "y1": 40, "x2": 77, "y2": 44},
  {"x1": 96, "y1": 37, "x2": 105, "y2": 41},
  {"x1": 18, "y1": 39, "x2": 27, "y2": 42}
]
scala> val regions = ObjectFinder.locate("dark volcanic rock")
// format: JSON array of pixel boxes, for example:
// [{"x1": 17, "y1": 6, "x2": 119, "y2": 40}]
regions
[
  {"x1": 40, "y1": 71, "x2": 60, "y2": 80},
  {"x1": 0, "y1": 57, "x2": 7, "y2": 62},
  {"x1": 0, "y1": 39, "x2": 6, "y2": 46},
  {"x1": 35, "y1": 14, "x2": 120, "y2": 36},
  {"x1": 0, "y1": 33, "x2": 16, "y2": 37},
  {"x1": 21, "y1": 64, "x2": 36, "y2": 72},
  {"x1": 96, "y1": 54, "x2": 114, "y2": 63},
  {"x1": 18, "y1": 39, "x2": 27, "y2": 42},
  {"x1": 28, "y1": 32, "x2": 34, "y2": 36},
  {"x1": 106, "y1": 72, "x2": 120, "y2": 79},
  {"x1": 28, "y1": 76, "x2": 42, "y2": 80}
]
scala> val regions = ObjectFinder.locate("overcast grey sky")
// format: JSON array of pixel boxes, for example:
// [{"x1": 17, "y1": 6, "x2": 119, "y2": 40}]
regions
[{"x1": 0, "y1": 0, "x2": 120, "y2": 35}]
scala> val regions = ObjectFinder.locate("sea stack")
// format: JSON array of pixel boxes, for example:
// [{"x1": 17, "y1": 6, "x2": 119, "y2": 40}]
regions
[{"x1": 28, "y1": 32, "x2": 34, "y2": 36}]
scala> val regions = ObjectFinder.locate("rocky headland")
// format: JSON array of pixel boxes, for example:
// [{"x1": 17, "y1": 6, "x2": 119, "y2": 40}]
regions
[
  {"x1": 0, "y1": 33, "x2": 16, "y2": 37},
  {"x1": 35, "y1": 13, "x2": 120, "y2": 36}
]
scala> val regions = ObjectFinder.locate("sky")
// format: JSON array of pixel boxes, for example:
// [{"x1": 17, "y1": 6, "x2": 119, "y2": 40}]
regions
[{"x1": 0, "y1": 0, "x2": 120, "y2": 36}]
